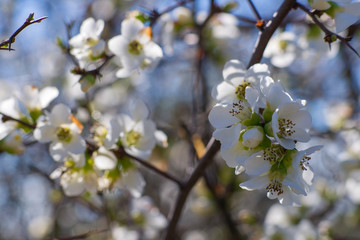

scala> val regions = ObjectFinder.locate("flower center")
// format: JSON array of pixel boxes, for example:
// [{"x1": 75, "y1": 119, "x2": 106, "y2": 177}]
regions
[
  {"x1": 279, "y1": 40, "x2": 288, "y2": 51},
  {"x1": 263, "y1": 145, "x2": 286, "y2": 164},
  {"x1": 299, "y1": 155, "x2": 311, "y2": 171},
  {"x1": 126, "y1": 130, "x2": 142, "y2": 146},
  {"x1": 229, "y1": 99, "x2": 252, "y2": 121},
  {"x1": 86, "y1": 38, "x2": 98, "y2": 47},
  {"x1": 278, "y1": 118, "x2": 295, "y2": 137},
  {"x1": 128, "y1": 40, "x2": 143, "y2": 55},
  {"x1": 235, "y1": 82, "x2": 251, "y2": 99},
  {"x1": 266, "y1": 179, "x2": 284, "y2": 196},
  {"x1": 56, "y1": 126, "x2": 73, "y2": 143}
]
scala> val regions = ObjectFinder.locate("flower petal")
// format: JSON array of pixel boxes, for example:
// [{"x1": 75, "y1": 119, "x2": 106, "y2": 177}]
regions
[
  {"x1": 222, "y1": 59, "x2": 246, "y2": 85},
  {"x1": 39, "y1": 86, "x2": 59, "y2": 109},
  {"x1": 240, "y1": 175, "x2": 269, "y2": 191},
  {"x1": 208, "y1": 104, "x2": 238, "y2": 129}
]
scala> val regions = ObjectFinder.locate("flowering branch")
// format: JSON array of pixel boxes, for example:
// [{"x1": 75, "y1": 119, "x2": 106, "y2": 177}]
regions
[
  {"x1": 0, "y1": 112, "x2": 36, "y2": 129},
  {"x1": 0, "y1": 13, "x2": 47, "y2": 51},
  {"x1": 247, "y1": 0, "x2": 297, "y2": 68},
  {"x1": 295, "y1": 2, "x2": 360, "y2": 57}
]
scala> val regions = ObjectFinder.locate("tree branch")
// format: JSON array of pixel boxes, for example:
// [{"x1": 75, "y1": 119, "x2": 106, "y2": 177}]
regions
[
  {"x1": 0, "y1": 13, "x2": 47, "y2": 51},
  {"x1": 295, "y1": 2, "x2": 360, "y2": 57},
  {"x1": 247, "y1": 0, "x2": 296, "y2": 68},
  {"x1": 163, "y1": 138, "x2": 220, "y2": 240},
  {"x1": 0, "y1": 112, "x2": 36, "y2": 129}
]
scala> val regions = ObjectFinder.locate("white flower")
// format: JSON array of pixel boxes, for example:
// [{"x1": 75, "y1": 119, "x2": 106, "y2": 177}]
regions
[
  {"x1": 93, "y1": 116, "x2": 121, "y2": 149},
  {"x1": 309, "y1": 0, "x2": 351, "y2": 11},
  {"x1": 94, "y1": 146, "x2": 118, "y2": 170},
  {"x1": 264, "y1": 31, "x2": 308, "y2": 68},
  {"x1": 272, "y1": 102, "x2": 312, "y2": 149},
  {"x1": 112, "y1": 226, "x2": 139, "y2": 240},
  {"x1": 0, "y1": 129, "x2": 25, "y2": 154},
  {"x1": 15, "y1": 85, "x2": 59, "y2": 111},
  {"x1": 117, "y1": 99, "x2": 161, "y2": 159},
  {"x1": 69, "y1": 17, "x2": 106, "y2": 69},
  {"x1": 108, "y1": 17, "x2": 163, "y2": 78},
  {"x1": 240, "y1": 145, "x2": 321, "y2": 206},
  {"x1": 0, "y1": 97, "x2": 22, "y2": 140},
  {"x1": 130, "y1": 196, "x2": 167, "y2": 239},
  {"x1": 212, "y1": 59, "x2": 270, "y2": 108},
  {"x1": 33, "y1": 104, "x2": 86, "y2": 161},
  {"x1": 60, "y1": 170, "x2": 98, "y2": 196}
]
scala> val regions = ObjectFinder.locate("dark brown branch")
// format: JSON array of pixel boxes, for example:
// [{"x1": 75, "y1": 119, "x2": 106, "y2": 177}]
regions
[
  {"x1": 163, "y1": 138, "x2": 220, "y2": 240},
  {"x1": 0, "y1": 13, "x2": 47, "y2": 50},
  {"x1": 48, "y1": 228, "x2": 108, "y2": 240},
  {"x1": 247, "y1": 0, "x2": 297, "y2": 68},
  {"x1": 0, "y1": 112, "x2": 36, "y2": 129},
  {"x1": 295, "y1": 2, "x2": 360, "y2": 57},
  {"x1": 247, "y1": 0, "x2": 262, "y2": 22}
]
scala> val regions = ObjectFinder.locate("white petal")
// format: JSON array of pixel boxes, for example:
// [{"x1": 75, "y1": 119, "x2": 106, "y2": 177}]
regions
[
  {"x1": 108, "y1": 35, "x2": 129, "y2": 56},
  {"x1": 222, "y1": 59, "x2": 246, "y2": 85},
  {"x1": 116, "y1": 67, "x2": 135, "y2": 78},
  {"x1": 94, "y1": 147, "x2": 117, "y2": 170},
  {"x1": 121, "y1": 18, "x2": 144, "y2": 40},
  {"x1": 211, "y1": 81, "x2": 237, "y2": 104},
  {"x1": 39, "y1": 86, "x2": 59, "y2": 108},
  {"x1": 129, "y1": 99, "x2": 149, "y2": 121},
  {"x1": 49, "y1": 142, "x2": 68, "y2": 161},
  {"x1": 208, "y1": 104, "x2": 238, "y2": 129},
  {"x1": 155, "y1": 130, "x2": 168, "y2": 147},
  {"x1": 81, "y1": 18, "x2": 104, "y2": 38},
  {"x1": 335, "y1": 11, "x2": 359, "y2": 33},
  {"x1": 289, "y1": 110, "x2": 312, "y2": 129},
  {"x1": 33, "y1": 124, "x2": 57, "y2": 143},
  {"x1": 246, "y1": 63, "x2": 270, "y2": 84},
  {"x1": 121, "y1": 170, "x2": 145, "y2": 198},
  {"x1": 288, "y1": 128, "x2": 310, "y2": 142},
  {"x1": 49, "y1": 104, "x2": 72, "y2": 126},
  {"x1": 277, "y1": 137, "x2": 296, "y2": 150},
  {"x1": 240, "y1": 175, "x2": 269, "y2": 190},
  {"x1": 142, "y1": 41, "x2": 163, "y2": 69},
  {"x1": 92, "y1": 40, "x2": 105, "y2": 56},
  {"x1": 63, "y1": 134, "x2": 86, "y2": 154},
  {"x1": 243, "y1": 152, "x2": 271, "y2": 176},
  {"x1": 213, "y1": 124, "x2": 241, "y2": 149}
]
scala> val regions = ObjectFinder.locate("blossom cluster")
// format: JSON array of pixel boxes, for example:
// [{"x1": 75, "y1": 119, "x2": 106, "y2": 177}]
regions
[
  {"x1": 209, "y1": 59, "x2": 321, "y2": 205},
  {"x1": 68, "y1": 13, "x2": 163, "y2": 91}
]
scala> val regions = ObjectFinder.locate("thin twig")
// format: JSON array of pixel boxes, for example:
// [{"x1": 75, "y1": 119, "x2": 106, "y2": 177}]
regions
[
  {"x1": 0, "y1": 112, "x2": 36, "y2": 129},
  {"x1": 163, "y1": 138, "x2": 220, "y2": 240},
  {"x1": 295, "y1": 2, "x2": 360, "y2": 57},
  {"x1": 120, "y1": 150, "x2": 185, "y2": 188},
  {"x1": 247, "y1": 0, "x2": 296, "y2": 68},
  {"x1": 0, "y1": 13, "x2": 47, "y2": 50},
  {"x1": 149, "y1": 0, "x2": 195, "y2": 26},
  {"x1": 247, "y1": 0, "x2": 262, "y2": 21}
]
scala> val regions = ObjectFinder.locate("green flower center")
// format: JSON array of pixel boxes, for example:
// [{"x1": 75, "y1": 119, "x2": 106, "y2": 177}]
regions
[
  {"x1": 56, "y1": 126, "x2": 73, "y2": 143},
  {"x1": 126, "y1": 130, "x2": 142, "y2": 146},
  {"x1": 128, "y1": 40, "x2": 143, "y2": 55},
  {"x1": 279, "y1": 40, "x2": 288, "y2": 51},
  {"x1": 235, "y1": 82, "x2": 251, "y2": 99},
  {"x1": 86, "y1": 38, "x2": 98, "y2": 47},
  {"x1": 278, "y1": 118, "x2": 295, "y2": 137},
  {"x1": 263, "y1": 145, "x2": 287, "y2": 164}
]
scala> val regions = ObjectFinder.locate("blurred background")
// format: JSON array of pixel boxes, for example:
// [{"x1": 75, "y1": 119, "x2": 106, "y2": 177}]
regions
[{"x1": 0, "y1": 0, "x2": 360, "y2": 239}]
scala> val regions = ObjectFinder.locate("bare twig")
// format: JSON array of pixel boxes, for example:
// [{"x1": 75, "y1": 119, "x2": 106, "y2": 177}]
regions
[
  {"x1": 247, "y1": 0, "x2": 297, "y2": 68},
  {"x1": 115, "y1": 148, "x2": 185, "y2": 188},
  {"x1": 247, "y1": 0, "x2": 265, "y2": 29},
  {"x1": 295, "y1": 2, "x2": 360, "y2": 57},
  {"x1": 0, "y1": 13, "x2": 47, "y2": 51}
]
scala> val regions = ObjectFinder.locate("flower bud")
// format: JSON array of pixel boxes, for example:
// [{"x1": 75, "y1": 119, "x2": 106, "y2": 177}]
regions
[{"x1": 242, "y1": 126, "x2": 264, "y2": 148}]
